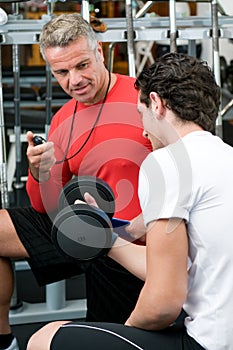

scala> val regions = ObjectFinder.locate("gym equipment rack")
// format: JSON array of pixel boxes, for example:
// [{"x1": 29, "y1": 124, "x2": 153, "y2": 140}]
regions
[{"x1": 0, "y1": 0, "x2": 230, "y2": 326}]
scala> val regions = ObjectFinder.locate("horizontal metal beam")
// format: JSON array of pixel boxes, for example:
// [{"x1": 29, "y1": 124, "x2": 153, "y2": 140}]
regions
[
  {"x1": 9, "y1": 299, "x2": 87, "y2": 325},
  {"x1": 0, "y1": 16, "x2": 233, "y2": 45},
  {"x1": 3, "y1": 99, "x2": 69, "y2": 108}
]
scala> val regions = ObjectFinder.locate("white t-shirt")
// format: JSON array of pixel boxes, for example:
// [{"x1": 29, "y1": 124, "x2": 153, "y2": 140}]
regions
[{"x1": 139, "y1": 131, "x2": 233, "y2": 350}]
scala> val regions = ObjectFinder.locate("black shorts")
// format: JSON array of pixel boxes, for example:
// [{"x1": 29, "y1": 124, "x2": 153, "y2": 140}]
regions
[
  {"x1": 7, "y1": 207, "x2": 144, "y2": 323},
  {"x1": 51, "y1": 322, "x2": 205, "y2": 350},
  {"x1": 7, "y1": 206, "x2": 84, "y2": 286}
]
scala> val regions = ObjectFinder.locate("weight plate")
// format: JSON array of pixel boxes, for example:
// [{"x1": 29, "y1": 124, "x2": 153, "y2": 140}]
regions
[
  {"x1": 51, "y1": 204, "x2": 113, "y2": 262},
  {"x1": 59, "y1": 176, "x2": 115, "y2": 218}
]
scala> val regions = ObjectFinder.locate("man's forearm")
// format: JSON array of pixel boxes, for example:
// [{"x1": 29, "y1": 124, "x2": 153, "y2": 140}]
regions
[
  {"x1": 26, "y1": 171, "x2": 61, "y2": 213},
  {"x1": 125, "y1": 283, "x2": 182, "y2": 330},
  {"x1": 108, "y1": 237, "x2": 146, "y2": 281}
]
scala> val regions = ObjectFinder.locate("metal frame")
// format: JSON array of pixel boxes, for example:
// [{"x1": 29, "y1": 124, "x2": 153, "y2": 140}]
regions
[{"x1": 1, "y1": 15, "x2": 233, "y2": 44}]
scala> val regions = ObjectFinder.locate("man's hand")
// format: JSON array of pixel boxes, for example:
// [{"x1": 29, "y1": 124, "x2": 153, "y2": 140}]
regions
[
  {"x1": 85, "y1": 193, "x2": 146, "y2": 242},
  {"x1": 26, "y1": 131, "x2": 56, "y2": 182},
  {"x1": 83, "y1": 192, "x2": 99, "y2": 207}
]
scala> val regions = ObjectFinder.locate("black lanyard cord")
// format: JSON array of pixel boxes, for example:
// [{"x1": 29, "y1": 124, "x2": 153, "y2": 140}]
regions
[{"x1": 55, "y1": 70, "x2": 111, "y2": 165}]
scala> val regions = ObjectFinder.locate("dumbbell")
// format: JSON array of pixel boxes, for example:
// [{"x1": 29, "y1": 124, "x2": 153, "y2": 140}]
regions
[{"x1": 51, "y1": 176, "x2": 117, "y2": 262}]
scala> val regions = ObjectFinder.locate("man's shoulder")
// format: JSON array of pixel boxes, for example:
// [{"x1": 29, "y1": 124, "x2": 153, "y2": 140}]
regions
[
  {"x1": 51, "y1": 98, "x2": 76, "y2": 125},
  {"x1": 113, "y1": 73, "x2": 137, "y2": 99},
  {"x1": 61, "y1": 97, "x2": 76, "y2": 109},
  {"x1": 55, "y1": 98, "x2": 75, "y2": 114},
  {"x1": 116, "y1": 73, "x2": 136, "y2": 84}
]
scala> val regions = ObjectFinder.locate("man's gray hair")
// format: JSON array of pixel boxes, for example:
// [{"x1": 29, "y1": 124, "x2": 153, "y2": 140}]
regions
[{"x1": 39, "y1": 13, "x2": 98, "y2": 60}]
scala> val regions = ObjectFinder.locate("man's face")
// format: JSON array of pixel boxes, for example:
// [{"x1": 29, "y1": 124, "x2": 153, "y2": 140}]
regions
[{"x1": 44, "y1": 37, "x2": 106, "y2": 105}]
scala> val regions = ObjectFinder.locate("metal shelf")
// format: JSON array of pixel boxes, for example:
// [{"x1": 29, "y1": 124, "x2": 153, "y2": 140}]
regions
[{"x1": 0, "y1": 15, "x2": 233, "y2": 45}]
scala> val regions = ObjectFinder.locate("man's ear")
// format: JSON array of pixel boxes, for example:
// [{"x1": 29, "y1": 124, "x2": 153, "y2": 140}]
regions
[
  {"x1": 150, "y1": 92, "x2": 164, "y2": 118},
  {"x1": 97, "y1": 41, "x2": 104, "y2": 61}
]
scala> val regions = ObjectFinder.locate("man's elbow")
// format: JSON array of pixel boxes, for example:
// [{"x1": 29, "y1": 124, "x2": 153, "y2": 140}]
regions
[{"x1": 144, "y1": 301, "x2": 184, "y2": 331}]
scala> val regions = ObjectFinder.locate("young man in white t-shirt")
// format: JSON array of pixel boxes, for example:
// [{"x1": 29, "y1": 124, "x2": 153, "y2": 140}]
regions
[{"x1": 27, "y1": 53, "x2": 233, "y2": 350}]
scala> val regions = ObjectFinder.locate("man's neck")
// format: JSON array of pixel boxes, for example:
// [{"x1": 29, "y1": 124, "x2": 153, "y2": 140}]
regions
[
  {"x1": 178, "y1": 123, "x2": 203, "y2": 139},
  {"x1": 163, "y1": 111, "x2": 204, "y2": 146}
]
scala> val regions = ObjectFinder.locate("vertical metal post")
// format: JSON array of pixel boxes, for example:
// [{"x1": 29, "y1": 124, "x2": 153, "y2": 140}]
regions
[
  {"x1": 45, "y1": 62, "x2": 52, "y2": 138},
  {"x1": 169, "y1": 0, "x2": 177, "y2": 53},
  {"x1": 12, "y1": 3, "x2": 24, "y2": 205},
  {"x1": 42, "y1": 0, "x2": 53, "y2": 139},
  {"x1": 107, "y1": 42, "x2": 117, "y2": 73},
  {"x1": 0, "y1": 44, "x2": 9, "y2": 209},
  {"x1": 12, "y1": 43, "x2": 24, "y2": 204},
  {"x1": 46, "y1": 281, "x2": 66, "y2": 310},
  {"x1": 46, "y1": 0, "x2": 53, "y2": 17},
  {"x1": 211, "y1": 0, "x2": 222, "y2": 138},
  {"x1": 125, "y1": 0, "x2": 136, "y2": 77},
  {"x1": 81, "y1": 0, "x2": 90, "y2": 22}
]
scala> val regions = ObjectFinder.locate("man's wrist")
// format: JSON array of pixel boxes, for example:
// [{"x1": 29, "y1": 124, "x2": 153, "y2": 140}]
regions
[
  {"x1": 30, "y1": 169, "x2": 51, "y2": 183},
  {"x1": 111, "y1": 231, "x2": 118, "y2": 247}
]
